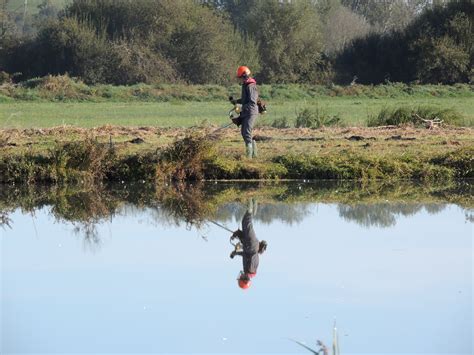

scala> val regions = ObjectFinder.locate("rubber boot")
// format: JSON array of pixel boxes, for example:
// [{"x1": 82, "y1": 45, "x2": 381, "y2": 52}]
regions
[
  {"x1": 252, "y1": 139, "x2": 258, "y2": 158},
  {"x1": 246, "y1": 143, "x2": 253, "y2": 158},
  {"x1": 247, "y1": 198, "x2": 254, "y2": 214},
  {"x1": 251, "y1": 198, "x2": 258, "y2": 216}
]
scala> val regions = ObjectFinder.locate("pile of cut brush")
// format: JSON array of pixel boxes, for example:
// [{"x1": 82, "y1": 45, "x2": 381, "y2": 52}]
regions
[{"x1": 156, "y1": 133, "x2": 217, "y2": 181}]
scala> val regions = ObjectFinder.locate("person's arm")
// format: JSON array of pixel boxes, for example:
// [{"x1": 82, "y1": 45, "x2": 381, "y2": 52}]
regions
[
  {"x1": 229, "y1": 96, "x2": 242, "y2": 105},
  {"x1": 230, "y1": 251, "x2": 244, "y2": 258}
]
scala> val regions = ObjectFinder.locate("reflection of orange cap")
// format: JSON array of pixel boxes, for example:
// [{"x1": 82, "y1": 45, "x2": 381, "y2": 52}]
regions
[
  {"x1": 238, "y1": 278, "x2": 251, "y2": 289},
  {"x1": 248, "y1": 272, "x2": 256, "y2": 278}
]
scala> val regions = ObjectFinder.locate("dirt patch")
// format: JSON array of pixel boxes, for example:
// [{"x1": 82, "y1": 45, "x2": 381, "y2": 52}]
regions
[
  {"x1": 346, "y1": 135, "x2": 377, "y2": 141},
  {"x1": 385, "y1": 135, "x2": 416, "y2": 141}
]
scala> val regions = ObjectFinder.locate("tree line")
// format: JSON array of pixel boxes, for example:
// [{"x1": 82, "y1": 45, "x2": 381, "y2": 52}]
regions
[{"x1": 0, "y1": 0, "x2": 472, "y2": 85}]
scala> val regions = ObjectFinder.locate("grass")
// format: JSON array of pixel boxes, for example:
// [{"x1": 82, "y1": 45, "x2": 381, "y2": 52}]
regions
[
  {"x1": 1, "y1": 79, "x2": 472, "y2": 127},
  {"x1": 1, "y1": 97, "x2": 473, "y2": 128}
]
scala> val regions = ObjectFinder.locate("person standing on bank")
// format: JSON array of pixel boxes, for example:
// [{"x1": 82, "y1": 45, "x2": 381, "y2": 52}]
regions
[{"x1": 229, "y1": 66, "x2": 259, "y2": 158}]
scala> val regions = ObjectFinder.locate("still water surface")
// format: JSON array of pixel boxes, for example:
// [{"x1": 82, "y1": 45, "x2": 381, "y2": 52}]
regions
[{"x1": 1, "y1": 183, "x2": 472, "y2": 354}]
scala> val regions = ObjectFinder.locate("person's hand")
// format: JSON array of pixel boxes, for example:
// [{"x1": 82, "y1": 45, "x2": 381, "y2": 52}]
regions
[
  {"x1": 228, "y1": 96, "x2": 236, "y2": 105},
  {"x1": 230, "y1": 251, "x2": 236, "y2": 259},
  {"x1": 232, "y1": 229, "x2": 243, "y2": 239},
  {"x1": 231, "y1": 117, "x2": 241, "y2": 127}
]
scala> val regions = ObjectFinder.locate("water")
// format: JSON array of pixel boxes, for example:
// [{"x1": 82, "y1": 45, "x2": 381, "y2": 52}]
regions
[{"x1": 1, "y1": 182, "x2": 472, "y2": 354}]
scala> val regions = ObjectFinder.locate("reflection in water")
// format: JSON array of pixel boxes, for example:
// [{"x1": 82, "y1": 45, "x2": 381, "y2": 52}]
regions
[
  {"x1": 2, "y1": 182, "x2": 472, "y2": 353},
  {"x1": 1, "y1": 210, "x2": 12, "y2": 229},
  {"x1": 229, "y1": 199, "x2": 267, "y2": 290},
  {"x1": 337, "y1": 203, "x2": 448, "y2": 228},
  {"x1": 0, "y1": 181, "x2": 472, "y2": 240},
  {"x1": 214, "y1": 201, "x2": 312, "y2": 225}
]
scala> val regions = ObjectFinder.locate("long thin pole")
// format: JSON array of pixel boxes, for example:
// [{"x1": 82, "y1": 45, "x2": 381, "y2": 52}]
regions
[{"x1": 209, "y1": 220, "x2": 234, "y2": 233}]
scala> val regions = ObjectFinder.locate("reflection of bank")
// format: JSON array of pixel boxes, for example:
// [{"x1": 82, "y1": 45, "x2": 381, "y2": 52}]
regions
[{"x1": 230, "y1": 199, "x2": 267, "y2": 290}]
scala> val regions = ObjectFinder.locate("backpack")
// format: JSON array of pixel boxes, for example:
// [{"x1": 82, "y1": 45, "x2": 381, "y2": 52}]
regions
[{"x1": 257, "y1": 98, "x2": 267, "y2": 114}]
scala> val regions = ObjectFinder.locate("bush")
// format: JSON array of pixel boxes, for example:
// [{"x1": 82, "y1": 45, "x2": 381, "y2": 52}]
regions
[
  {"x1": 271, "y1": 117, "x2": 292, "y2": 128},
  {"x1": 295, "y1": 107, "x2": 341, "y2": 128},
  {"x1": 367, "y1": 105, "x2": 464, "y2": 127},
  {"x1": 22, "y1": 74, "x2": 90, "y2": 100},
  {"x1": 156, "y1": 133, "x2": 217, "y2": 181},
  {"x1": 49, "y1": 138, "x2": 115, "y2": 182}
]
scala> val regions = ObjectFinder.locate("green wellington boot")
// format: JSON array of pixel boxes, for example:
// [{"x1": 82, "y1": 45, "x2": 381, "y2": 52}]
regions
[
  {"x1": 245, "y1": 143, "x2": 253, "y2": 158},
  {"x1": 252, "y1": 139, "x2": 258, "y2": 158}
]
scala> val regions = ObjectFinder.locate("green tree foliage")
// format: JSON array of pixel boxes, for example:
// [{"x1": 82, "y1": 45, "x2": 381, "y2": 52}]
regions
[
  {"x1": 1, "y1": 0, "x2": 472, "y2": 85},
  {"x1": 36, "y1": 18, "x2": 111, "y2": 83},
  {"x1": 335, "y1": 0, "x2": 473, "y2": 84},
  {"x1": 220, "y1": 0, "x2": 324, "y2": 83},
  {"x1": 65, "y1": 0, "x2": 259, "y2": 84},
  {"x1": 340, "y1": 0, "x2": 431, "y2": 32},
  {"x1": 409, "y1": 5, "x2": 473, "y2": 84},
  {"x1": 3, "y1": 0, "x2": 260, "y2": 84}
]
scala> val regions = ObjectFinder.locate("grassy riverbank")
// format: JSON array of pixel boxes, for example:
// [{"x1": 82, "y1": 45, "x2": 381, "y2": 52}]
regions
[{"x1": 1, "y1": 126, "x2": 472, "y2": 183}]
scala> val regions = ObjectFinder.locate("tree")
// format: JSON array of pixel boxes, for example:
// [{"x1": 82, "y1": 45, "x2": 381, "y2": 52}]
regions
[
  {"x1": 334, "y1": 0, "x2": 473, "y2": 84},
  {"x1": 341, "y1": 0, "x2": 431, "y2": 32},
  {"x1": 322, "y1": 4, "x2": 370, "y2": 54},
  {"x1": 245, "y1": 0, "x2": 324, "y2": 83},
  {"x1": 409, "y1": 5, "x2": 473, "y2": 84}
]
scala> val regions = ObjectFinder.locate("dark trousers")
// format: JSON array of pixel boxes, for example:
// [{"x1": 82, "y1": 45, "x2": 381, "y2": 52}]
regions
[{"x1": 241, "y1": 115, "x2": 257, "y2": 144}]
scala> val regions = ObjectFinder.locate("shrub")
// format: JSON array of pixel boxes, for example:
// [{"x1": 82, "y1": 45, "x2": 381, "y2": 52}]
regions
[
  {"x1": 367, "y1": 105, "x2": 464, "y2": 127},
  {"x1": 295, "y1": 107, "x2": 341, "y2": 128},
  {"x1": 271, "y1": 117, "x2": 292, "y2": 128},
  {"x1": 49, "y1": 138, "x2": 115, "y2": 182},
  {"x1": 156, "y1": 133, "x2": 217, "y2": 181},
  {"x1": 22, "y1": 74, "x2": 90, "y2": 100}
]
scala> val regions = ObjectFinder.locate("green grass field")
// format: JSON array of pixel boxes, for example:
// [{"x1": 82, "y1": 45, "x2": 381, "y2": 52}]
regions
[{"x1": 1, "y1": 96, "x2": 473, "y2": 128}]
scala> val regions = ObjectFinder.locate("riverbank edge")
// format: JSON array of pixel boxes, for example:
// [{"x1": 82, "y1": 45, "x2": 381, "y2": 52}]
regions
[{"x1": 1, "y1": 141, "x2": 472, "y2": 184}]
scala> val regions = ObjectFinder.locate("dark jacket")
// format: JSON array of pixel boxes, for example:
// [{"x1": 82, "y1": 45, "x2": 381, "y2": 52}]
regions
[
  {"x1": 236, "y1": 78, "x2": 259, "y2": 119},
  {"x1": 234, "y1": 211, "x2": 259, "y2": 274}
]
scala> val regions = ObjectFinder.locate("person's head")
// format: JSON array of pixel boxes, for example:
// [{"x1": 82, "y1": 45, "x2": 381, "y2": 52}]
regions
[
  {"x1": 237, "y1": 272, "x2": 251, "y2": 290},
  {"x1": 258, "y1": 240, "x2": 267, "y2": 254},
  {"x1": 236, "y1": 66, "x2": 251, "y2": 83}
]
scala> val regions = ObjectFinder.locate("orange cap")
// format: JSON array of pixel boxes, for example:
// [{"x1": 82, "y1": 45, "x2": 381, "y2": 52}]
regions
[
  {"x1": 238, "y1": 278, "x2": 251, "y2": 289},
  {"x1": 236, "y1": 66, "x2": 251, "y2": 78}
]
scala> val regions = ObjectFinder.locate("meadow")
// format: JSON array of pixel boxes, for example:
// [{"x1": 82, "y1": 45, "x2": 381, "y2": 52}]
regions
[
  {"x1": 1, "y1": 96, "x2": 473, "y2": 129},
  {"x1": 1, "y1": 82, "x2": 472, "y2": 182}
]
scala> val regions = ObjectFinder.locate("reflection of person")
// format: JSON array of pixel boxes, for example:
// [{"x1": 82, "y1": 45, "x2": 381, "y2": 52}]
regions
[{"x1": 230, "y1": 200, "x2": 267, "y2": 290}]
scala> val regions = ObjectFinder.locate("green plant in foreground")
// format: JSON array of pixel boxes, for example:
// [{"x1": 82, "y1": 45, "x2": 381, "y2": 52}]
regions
[
  {"x1": 368, "y1": 105, "x2": 464, "y2": 127},
  {"x1": 271, "y1": 116, "x2": 291, "y2": 128},
  {"x1": 156, "y1": 133, "x2": 217, "y2": 181},
  {"x1": 295, "y1": 107, "x2": 341, "y2": 128}
]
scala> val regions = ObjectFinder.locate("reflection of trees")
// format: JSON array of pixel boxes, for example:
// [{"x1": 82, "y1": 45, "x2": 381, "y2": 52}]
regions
[
  {"x1": 1, "y1": 211, "x2": 12, "y2": 229},
  {"x1": 338, "y1": 203, "x2": 447, "y2": 228},
  {"x1": 0, "y1": 181, "x2": 471, "y2": 240},
  {"x1": 214, "y1": 202, "x2": 312, "y2": 225},
  {"x1": 466, "y1": 212, "x2": 474, "y2": 223}
]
